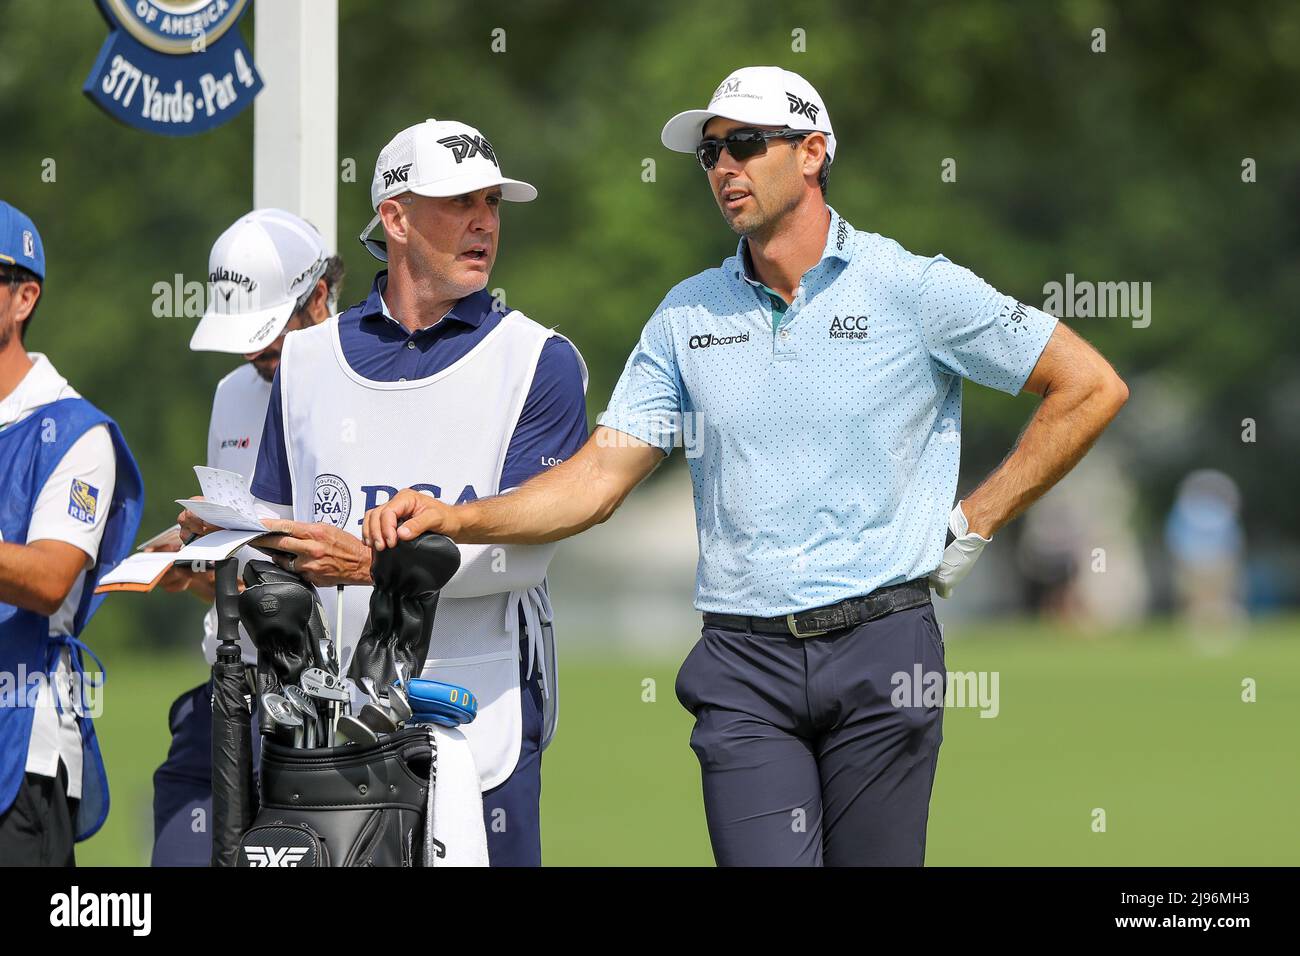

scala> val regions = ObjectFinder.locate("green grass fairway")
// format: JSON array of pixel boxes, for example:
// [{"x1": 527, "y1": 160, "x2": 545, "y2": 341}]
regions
[{"x1": 77, "y1": 616, "x2": 1300, "y2": 866}]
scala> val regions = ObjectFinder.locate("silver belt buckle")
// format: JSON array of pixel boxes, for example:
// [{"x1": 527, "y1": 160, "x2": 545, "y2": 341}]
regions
[{"x1": 786, "y1": 613, "x2": 829, "y2": 639}]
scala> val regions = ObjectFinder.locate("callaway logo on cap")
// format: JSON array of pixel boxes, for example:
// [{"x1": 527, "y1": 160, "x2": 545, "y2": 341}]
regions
[
  {"x1": 190, "y1": 208, "x2": 329, "y2": 355},
  {"x1": 360, "y1": 118, "x2": 537, "y2": 262},
  {"x1": 661, "y1": 66, "x2": 837, "y2": 162}
]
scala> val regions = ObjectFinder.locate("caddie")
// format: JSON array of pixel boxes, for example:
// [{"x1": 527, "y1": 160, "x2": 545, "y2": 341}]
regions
[
  {"x1": 150, "y1": 209, "x2": 343, "y2": 866},
  {"x1": 363, "y1": 68, "x2": 1130, "y2": 866},
  {"x1": 0, "y1": 200, "x2": 143, "y2": 865},
  {"x1": 179, "y1": 120, "x2": 589, "y2": 866}
]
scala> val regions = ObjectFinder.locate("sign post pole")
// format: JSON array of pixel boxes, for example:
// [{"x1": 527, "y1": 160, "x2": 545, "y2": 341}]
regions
[{"x1": 252, "y1": 0, "x2": 338, "y2": 253}]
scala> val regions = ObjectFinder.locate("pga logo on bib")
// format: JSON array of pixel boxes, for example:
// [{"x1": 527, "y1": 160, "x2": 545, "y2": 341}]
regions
[{"x1": 312, "y1": 474, "x2": 352, "y2": 528}]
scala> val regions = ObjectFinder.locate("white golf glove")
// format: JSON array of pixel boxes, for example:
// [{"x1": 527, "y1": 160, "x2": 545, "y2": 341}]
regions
[{"x1": 929, "y1": 502, "x2": 991, "y2": 599}]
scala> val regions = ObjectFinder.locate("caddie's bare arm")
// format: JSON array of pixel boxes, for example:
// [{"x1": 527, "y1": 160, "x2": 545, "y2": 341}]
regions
[
  {"x1": 0, "y1": 540, "x2": 91, "y2": 617},
  {"x1": 960, "y1": 322, "x2": 1129, "y2": 538},
  {"x1": 364, "y1": 426, "x2": 663, "y2": 549}
]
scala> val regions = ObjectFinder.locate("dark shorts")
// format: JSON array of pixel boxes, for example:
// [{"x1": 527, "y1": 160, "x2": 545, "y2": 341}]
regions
[
  {"x1": 0, "y1": 765, "x2": 78, "y2": 867},
  {"x1": 675, "y1": 603, "x2": 946, "y2": 866}
]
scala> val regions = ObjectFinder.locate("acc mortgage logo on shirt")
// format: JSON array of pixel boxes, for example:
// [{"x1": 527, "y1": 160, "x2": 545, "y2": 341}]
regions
[
  {"x1": 83, "y1": 0, "x2": 263, "y2": 136},
  {"x1": 313, "y1": 474, "x2": 352, "y2": 529}
]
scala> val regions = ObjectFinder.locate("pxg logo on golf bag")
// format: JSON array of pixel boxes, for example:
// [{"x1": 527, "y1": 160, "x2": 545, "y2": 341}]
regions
[
  {"x1": 786, "y1": 92, "x2": 820, "y2": 122},
  {"x1": 243, "y1": 846, "x2": 310, "y2": 867},
  {"x1": 313, "y1": 474, "x2": 352, "y2": 528},
  {"x1": 382, "y1": 163, "x2": 412, "y2": 189},
  {"x1": 257, "y1": 594, "x2": 280, "y2": 616},
  {"x1": 437, "y1": 134, "x2": 498, "y2": 166}
]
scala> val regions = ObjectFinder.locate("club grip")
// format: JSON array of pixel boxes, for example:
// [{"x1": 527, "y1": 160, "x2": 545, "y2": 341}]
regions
[{"x1": 214, "y1": 557, "x2": 242, "y2": 663}]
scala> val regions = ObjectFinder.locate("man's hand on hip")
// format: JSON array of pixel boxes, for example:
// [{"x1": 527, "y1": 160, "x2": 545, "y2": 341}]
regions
[
  {"x1": 257, "y1": 519, "x2": 373, "y2": 587},
  {"x1": 928, "y1": 501, "x2": 991, "y2": 599},
  {"x1": 363, "y1": 490, "x2": 461, "y2": 552}
]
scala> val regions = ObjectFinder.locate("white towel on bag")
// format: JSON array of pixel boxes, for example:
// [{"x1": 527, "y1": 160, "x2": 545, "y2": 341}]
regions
[{"x1": 425, "y1": 724, "x2": 489, "y2": 866}]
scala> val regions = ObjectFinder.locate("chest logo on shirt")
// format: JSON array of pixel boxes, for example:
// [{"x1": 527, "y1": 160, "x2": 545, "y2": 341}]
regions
[
  {"x1": 313, "y1": 474, "x2": 352, "y2": 529},
  {"x1": 829, "y1": 315, "x2": 869, "y2": 339},
  {"x1": 220, "y1": 436, "x2": 252, "y2": 450},
  {"x1": 68, "y1": 479, "x2": 100, "y2": 525},
  {"x1": 689, "y1": 331, "x2": 750, "y2": 350}
]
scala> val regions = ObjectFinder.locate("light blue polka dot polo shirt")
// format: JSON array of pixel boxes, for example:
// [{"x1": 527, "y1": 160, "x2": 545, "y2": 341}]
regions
[{"x1": 597, "y1": 206, "x2": 1058, "y2": 616}]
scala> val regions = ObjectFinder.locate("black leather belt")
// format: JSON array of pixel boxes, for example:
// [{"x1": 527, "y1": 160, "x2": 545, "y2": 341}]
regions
[{"x1": 702, "y1": 579, "x2": 932, "y2": 638}]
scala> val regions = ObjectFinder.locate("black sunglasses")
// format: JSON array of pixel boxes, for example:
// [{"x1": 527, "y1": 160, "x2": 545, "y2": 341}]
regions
[{"x1": 695, "y1": 128, "x2": 816, "y2": 171}]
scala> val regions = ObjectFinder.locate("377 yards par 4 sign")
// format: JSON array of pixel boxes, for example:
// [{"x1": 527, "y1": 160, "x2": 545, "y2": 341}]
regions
[{"x1": 83, "y1": 0, "x2": 263, "y2": 136}]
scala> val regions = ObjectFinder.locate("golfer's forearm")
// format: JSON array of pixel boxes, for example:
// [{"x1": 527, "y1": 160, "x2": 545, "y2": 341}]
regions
[
  {"x1": 454, "y1": 456, "x2": 622, "y2": 545},
  {"x1": 0, "y1": 542, "x2": 74, "y2": 617},
  {"x1": 964, "y1": 378, "x2": 1127, "y2": 536}
]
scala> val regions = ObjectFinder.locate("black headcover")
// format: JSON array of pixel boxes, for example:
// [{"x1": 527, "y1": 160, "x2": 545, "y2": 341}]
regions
[
  {"x1": 238, "y1": 560, "x2": 328, "y2": 696},
  {"x1": 348, "y1": 533, "x2": 461, "y2": 689}
]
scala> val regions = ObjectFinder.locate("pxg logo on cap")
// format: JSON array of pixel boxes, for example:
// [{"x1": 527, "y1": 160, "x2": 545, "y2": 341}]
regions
[
  {"x1": 360, "y1": 119, "x2": 537, "y2": 262},
  {"x1": 662, "y1": 66, "x2": 837, "y2": 163},
  {"x1": 437, "y1": 133, "x2": 498, "y2": 165}
]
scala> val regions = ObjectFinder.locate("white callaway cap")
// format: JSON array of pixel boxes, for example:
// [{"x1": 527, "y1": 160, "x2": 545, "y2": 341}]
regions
[
  {"x1": 661, "y1": 66, "x2": 837, "y2": 162},
  {"x1": 360, "y1": 118, "x2": 537, "y2": 261},
  {"x1": 190, "y1": 208, "x2": 328, "y2": 354}
]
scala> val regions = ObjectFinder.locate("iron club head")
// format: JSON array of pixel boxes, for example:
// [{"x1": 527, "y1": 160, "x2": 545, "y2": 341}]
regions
[{"x1": 336, "y1": 715, "x2": 378, "y2": 747}]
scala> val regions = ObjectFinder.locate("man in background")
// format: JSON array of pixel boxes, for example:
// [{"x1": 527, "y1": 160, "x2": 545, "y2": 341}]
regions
[{"x1": 149, "y1": 209, "x2": 341, "y2": 866}]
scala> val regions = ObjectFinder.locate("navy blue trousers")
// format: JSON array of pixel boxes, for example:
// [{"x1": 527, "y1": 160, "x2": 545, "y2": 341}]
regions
[
  {"x1": 152, "y1": 654, "x2": 544, "y2": 867},
  {"x1": 675, "y1": 604, "x2": 945, "y2": 866}
]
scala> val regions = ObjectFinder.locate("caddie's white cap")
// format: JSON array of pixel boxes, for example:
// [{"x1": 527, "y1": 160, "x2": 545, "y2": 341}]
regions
[
  {"x1": 190, "y1": 208, "x2": 329, "y2": 354},
  {"x1": 661, "y1": 66, "x2": 837, "y2": 162},
  {"x1": 360, "y1": 118, "x2": 537, "y2": 261}
]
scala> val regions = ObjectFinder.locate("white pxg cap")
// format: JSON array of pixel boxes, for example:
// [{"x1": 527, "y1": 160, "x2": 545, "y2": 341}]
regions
[
  {"x1": 661, "y1": 66, "x2": 837, "y2": 162},
  {"x1": 360, "y1": 119, "x2": 537, "y2": 261},
  {"x1": 190, "y1": 208, "x2": 329, "y2": 354}
]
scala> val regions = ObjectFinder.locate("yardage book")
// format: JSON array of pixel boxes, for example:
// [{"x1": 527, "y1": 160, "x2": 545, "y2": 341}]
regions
[{"x1": 95, "y1": 466, "x2": 277, "y2": 593}]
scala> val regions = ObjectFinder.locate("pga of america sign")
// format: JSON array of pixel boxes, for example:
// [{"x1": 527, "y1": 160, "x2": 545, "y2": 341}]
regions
[{"x1": 83, "y1": 0, "x2": 263, "y2": 136}]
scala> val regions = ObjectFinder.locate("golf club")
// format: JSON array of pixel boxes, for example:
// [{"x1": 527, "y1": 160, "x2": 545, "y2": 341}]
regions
[
  {"x1": 336, "y1": 714, "x2": 378, "y2": 747},
  {"x1": 261, "y1": 692, "x2": 304, "y2": 747},
  {"x1": 386, "y1": 683, "x2": 413, "y2": 725},
  {"x1": 356, "y1": 701, "x2": 399, "y2": 736}
]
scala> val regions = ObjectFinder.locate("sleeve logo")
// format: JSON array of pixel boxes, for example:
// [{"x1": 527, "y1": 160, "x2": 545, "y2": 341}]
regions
[{"x1": 68, "y1": 479, "x2": 100, "y2": 524}]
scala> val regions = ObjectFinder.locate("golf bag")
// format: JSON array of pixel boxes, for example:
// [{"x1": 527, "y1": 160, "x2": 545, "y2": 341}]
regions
[
  {"x1": 216, "y1": 533, "x2": 464, "y2": 867},
  {"x1": 238, "y1": 725, "x2": 440, "y2": 867}
]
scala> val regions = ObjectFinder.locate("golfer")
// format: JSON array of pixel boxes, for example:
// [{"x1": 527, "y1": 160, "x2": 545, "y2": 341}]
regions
[
  {"x1": 363, "y1": 67, "x2": 1129, "y2": 866},
  {"x1": 180, "y1": 120, "x2": 588, "y2": 866},
  {"x1": 151, "y1": 208, "x2": 342, "y2": 866},
  {"x1": 0, "y1": 201, "x2": 143, "y2": 865}
]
